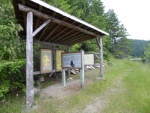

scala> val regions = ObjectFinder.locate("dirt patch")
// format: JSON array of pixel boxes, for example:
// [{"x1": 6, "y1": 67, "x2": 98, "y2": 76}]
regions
[{"x1": 40, "y1": 78, "x2": 93, "y2": 99}]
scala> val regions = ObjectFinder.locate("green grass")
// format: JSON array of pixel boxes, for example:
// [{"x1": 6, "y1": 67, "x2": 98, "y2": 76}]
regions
[
  {"x1": 104, "y1": 62, "x2": 150, "y2": 113},
  {"x1": 0, "y1": 95, "x2": 25, "y2": 113},
  {"x1": 1, "y1": 59, "x2": 150, "y2": 113}
]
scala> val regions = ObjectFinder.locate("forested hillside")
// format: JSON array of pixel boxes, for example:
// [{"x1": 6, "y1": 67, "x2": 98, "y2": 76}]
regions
[{"x1": 130, "y1": 39, "x2": 149, "y2": 57}]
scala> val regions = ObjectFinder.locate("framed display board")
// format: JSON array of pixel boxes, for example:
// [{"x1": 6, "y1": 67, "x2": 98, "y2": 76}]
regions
[
  {"x1": 56, "y1": 50, "x2": 64, "y2": 71},
  {"x1": 40, "y1": 49, "x2": 53, "y2": 74},
  {"x1": 84, "y1": 54, "x2": 94, "y2": 65},
  {"x1": 62, "y1": 52, "x2": 82, "y2": 68}
]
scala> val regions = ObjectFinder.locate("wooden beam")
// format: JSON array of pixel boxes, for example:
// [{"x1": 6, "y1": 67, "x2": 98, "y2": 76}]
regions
[
  {"x1": 49, "y1": 27, "x2": 68, "y2": 42},
  {"x1": 38, "y1": 24, "x2": 49, "y2": 40},
  {"x1": 21, "y1": 0, "x2": 26, "y2": 30},
  {"x1": 32, "y1": 19, "x2": 51, "y2": 37},
  {"x1": 43, "y1": 24, "x2": 59, "y2": 41},
  {"x1": 39, "y1": 13, "x2": 56, "y2": 40},
  {"x1": 67, "y1": 37, "x2": 94, "y2": 45},
  {"x1": 57, "y1": 32, "x2": 80, "y2": 43},
  {"x1": 62, "y1": 35, "x2": 90, "y2": 45},
  {"x1": 60, "y1": 33, "x2": 85, "y2": 43},
  {"x1": 95, "y1": 54, "x2": 100, "y2": 59},
  {"x1": 96, "y1": 37, "x2": 100, "y2": 49},
  {"x1": 44, "y1": 18, "x2": 66, "y2": 41},
  {"x1": 35, "y1": 6, "x2": 43, "y2": 29},
  {"x1": 35, "y1": 40, "x2": 68, "y2": 46},
  {"x1": 18, "y1": 4, "x2": 97, "y2": 37},
  {"x1": 33, "y1": 71, "x2": 41, "y2": 75},
  {"x1": 68, "y1": 35, "x2": 90, "y2": 43},
  {"x1": 53, "y1": 30, "x2": 75, "y2": 43},
  {"x1": 50, "y1": 21, "x2": 76, "y2": 42},
  {"x1": 26, "y1": 11, "x2": 34, "y2": 108}
]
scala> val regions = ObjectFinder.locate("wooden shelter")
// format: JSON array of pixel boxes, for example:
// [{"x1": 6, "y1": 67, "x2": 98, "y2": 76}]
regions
[{"x1": 12, "y1": 0, "x2": 109, "y2": 108}]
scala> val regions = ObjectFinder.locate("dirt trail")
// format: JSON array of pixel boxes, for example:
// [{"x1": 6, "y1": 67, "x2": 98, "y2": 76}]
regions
[{"x1": 82, "y1": 76, "x2": 124, "y2": 113}]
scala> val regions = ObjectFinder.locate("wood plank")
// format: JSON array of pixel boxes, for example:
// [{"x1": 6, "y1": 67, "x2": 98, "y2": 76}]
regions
[
  {"x1": 26, "y1": 11, "x2": 34, "y2": 108},
  {"x1": 35, "y1": 40, "x2": 68, "y2": 46},
  {"x1": 66, "y1": 35, "x2": 90, "y2": 43},
  {"x1": 18, "y1": 4, "x2": 97, "y2": 37},
  {"x1": 60, "y1": 33, "x2": 85, "y2": 43},
  {"x1": 53, "y1": 30, "x2": 75, "y2": 43},
  {"x1": 95, "y1": 54, "x2": 100, "y2": 59},
  {"x1": 50, "y1": 22, "x2": 75, "y2": 41},
  {"x1": 21, "y1": 0, "x2": 26, "y2": 31},
  {"x1": 33, "y1": 71, "x2": 41, "y2": 75},
  {"x1": 39, "y1": 24, "x2": 49, "y2": 40},
  {"x1": 35, "y1": 6, "x2": 43, "y2": 29},
  {"x1": 32, "y1": 19, "x2": 51, "y2": 37},
  {"x1": 39, "y1": 13, "x2": 56, "y2": 40},
  {"x1": 50, "y1": 21, "x2": 76, "y2": 42},
  {"x1": 43, "y1": 24, "x2": 59, "y2": 41},
  {"x1": 62, "y1": 35, "x2": 91, "y2": 45},
  {"x1": 66, "y1": 37, "x2": 94, "y2": 45},
  {"x1": 57, "y1": 32, "x2": 80, "y2": 43},
  {"x1": 96, "y1": 37, "x2": 101, "y2": 49},
  {"x1": 44, "y1": 18, "x2": 66, "y2": 41},
  {"x1": 49, "y1": 27, "x2": 68, "y2": 42}
]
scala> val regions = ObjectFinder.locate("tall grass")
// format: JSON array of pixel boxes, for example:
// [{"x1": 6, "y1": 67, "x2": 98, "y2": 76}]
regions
[
  {"x1": 124, "y1": 62, "x2": 150, "y2": 113},
  {"x1": 104, "y1": 62, "x2": 150, "y2": 113}
]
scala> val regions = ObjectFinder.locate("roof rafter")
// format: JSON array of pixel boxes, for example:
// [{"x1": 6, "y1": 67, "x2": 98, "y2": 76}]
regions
[{"x1": 18, "y1": 4, "x2": 98, "y2": 37}]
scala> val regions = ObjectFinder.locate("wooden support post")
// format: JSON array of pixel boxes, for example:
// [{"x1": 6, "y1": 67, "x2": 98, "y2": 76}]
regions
[
  {"x1": 25, "y1": 12, "x2": 51, "y2": 109},
  {"x1": 80, "y1": 50, "x2": 85, "y2": 88},
  {"x1": 100, "y1": 37, "x2": 103, "y2": 78},
  {"x1": 26, "y1": 12, "x2": 34, "y2": 108},
  {"x1": 53, "y1": 46, "x2": 56, "y2": 72},
  {"x1": 67, "y1": 46, "x2": 71, "y2": 78},
  {"x1": 62, "y1": 69, "x2": 66, "y2": 86},
  {"x1": 96, "y1": 37, "x2": 104, "y2": 78}
]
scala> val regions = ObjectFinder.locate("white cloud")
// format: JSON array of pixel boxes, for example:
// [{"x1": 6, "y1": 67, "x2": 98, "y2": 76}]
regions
[{"x1": 102, "y1": 0, "x2": 150, "y2": 40}]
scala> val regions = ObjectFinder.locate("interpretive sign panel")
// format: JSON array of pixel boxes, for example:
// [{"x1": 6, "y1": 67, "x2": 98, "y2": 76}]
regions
[
  {"x1": 84, "y1": 54, "x2": 94, "y2": 65},
  {"x1": 40, "y1": 49, "x2": 52, "y2": 74},
  {"x1": 56, "y1": 50, "x2": 64, "y2": 71},
  {"x1": 62, "y1": 52, "x2": 82, "y2": 68}
]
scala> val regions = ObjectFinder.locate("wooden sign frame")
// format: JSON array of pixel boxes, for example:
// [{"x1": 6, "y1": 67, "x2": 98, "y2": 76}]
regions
[
  {"x1": 56, "y1": 50, "x2": 64, "y2": 71},
  {"x1": 61, "y1": 52, "x2": 82, "y2": 69},
  {"x1": 40, "y1": 49, "x2": 53, "y2": 74},
  {"x1": 84, "y1": 54, "x2": 95, "y2": 66}
]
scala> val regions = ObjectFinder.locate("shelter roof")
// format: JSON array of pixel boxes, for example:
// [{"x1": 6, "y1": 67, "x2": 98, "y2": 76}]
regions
[{"x1": 13, "y1": 0, "x2": 108, "y2": 46}]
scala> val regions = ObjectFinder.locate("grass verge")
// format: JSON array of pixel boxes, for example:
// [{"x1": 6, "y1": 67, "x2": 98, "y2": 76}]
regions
[{"x1": 104, "y1": 62, "x2": 150, "y2": 113}]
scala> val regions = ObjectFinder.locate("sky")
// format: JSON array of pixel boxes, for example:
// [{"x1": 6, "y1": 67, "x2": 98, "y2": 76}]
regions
[{"x1": 101, "y1": 0, "x2": 150, "y2": 41}]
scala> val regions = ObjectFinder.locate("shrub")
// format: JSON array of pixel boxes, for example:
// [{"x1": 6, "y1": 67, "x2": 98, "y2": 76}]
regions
[{"x1": 0, "y1": 59, "x2": 26, "y2": 99}]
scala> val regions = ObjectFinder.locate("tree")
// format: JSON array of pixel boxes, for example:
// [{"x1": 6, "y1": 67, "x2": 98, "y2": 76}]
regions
[
  {"x1": 105, "y1": 9, "x2": 129, "y2": 55},
  {"x1": 144, "y1": 43, "x2": 150, "y2": 61},
  {"x1": 130, "y1": 39, "x2": 148, "y2": 57},
  {"x1": 114, "y1": 38, "x2": 131, "y2": 59},
  {"x1": 0, "y1": 0, "x2": 25, "y2": 60}
]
